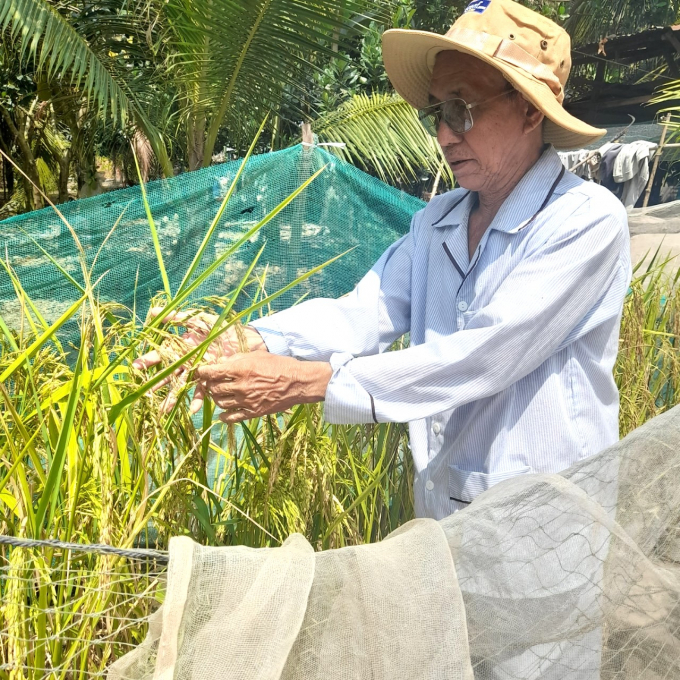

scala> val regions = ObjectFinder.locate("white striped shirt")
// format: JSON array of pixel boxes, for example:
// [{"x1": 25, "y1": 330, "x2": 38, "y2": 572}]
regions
[{"x1": 250, "y1": 146, "x2": 631, "y2": 519}]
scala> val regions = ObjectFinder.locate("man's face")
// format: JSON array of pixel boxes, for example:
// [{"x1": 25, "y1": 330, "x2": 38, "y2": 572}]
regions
[{"x1": 429, "y1": 51, "x2": 536, "y2": 193}]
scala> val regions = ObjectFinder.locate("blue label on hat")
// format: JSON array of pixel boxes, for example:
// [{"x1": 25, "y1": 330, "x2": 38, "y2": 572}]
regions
[{"x1": 464, "y1": 0, "x2": 491, "y2": 13}]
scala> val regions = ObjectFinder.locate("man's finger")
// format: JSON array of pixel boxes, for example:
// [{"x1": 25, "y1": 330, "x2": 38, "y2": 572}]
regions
[
  {"x1": 159, "y1": 393, "x2": 177, "y2": 413},
  {"x1": 205, "y1": 381, "x2": 235, "y2": 398},
  {"x1": 148, "y1": 307, "x2": 193, "y2": 325},
  {"x1": 148, "y1": 306, "x2": 211, "y2": 329},
  {"x1": 132, "y1": 350, "x2": 162, "y2": 370},
  {"x1": 219, "y1": 410, "x2": 250, "y2": 424},
  {"x1": 149, "y1": 366, "x2": 185, "y2": 392},
  {"x1": 190, "y1": 382, "x2": 205, "y2": 415},
  {"x1": 160, "y1": 372, "x2": 189, "y2": 414},
  {"x1": 196, "y1": 363, "x2": 235, "y2": 382},
  {"x1": 214, "y1": 396, "x2": 239, "y2": 410}
]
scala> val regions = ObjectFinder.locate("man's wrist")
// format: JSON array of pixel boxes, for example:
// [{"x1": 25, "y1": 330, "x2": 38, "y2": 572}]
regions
[
  {"x1": 244, "y1": 326, "x2": 268, "y2": 352},
  {"x1": 298, "y1": 361, "x2": 333, "y2": 403}
]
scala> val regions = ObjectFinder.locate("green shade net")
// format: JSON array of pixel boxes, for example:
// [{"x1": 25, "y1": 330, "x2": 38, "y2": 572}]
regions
[{"x1": 0, "y1": 145, "x2": 424, "y2": 344}]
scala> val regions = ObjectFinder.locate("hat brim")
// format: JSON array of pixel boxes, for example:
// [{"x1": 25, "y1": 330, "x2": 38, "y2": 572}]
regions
[{"x1": 382, "y1": 29, "x2": 606, "y2": 150}]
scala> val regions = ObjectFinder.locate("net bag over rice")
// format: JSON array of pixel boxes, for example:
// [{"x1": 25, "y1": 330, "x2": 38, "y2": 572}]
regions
[{"x1": 109, "y1": 405, "x2": 680, "y2": 680}]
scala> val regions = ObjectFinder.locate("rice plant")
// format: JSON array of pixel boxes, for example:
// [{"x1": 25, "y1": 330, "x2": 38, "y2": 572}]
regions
[
  {"x1": 1, "y1": 132, "x2": 680, "y2": 676},
  {"x1": 616, "y1": 254, "x2": 680, "y2": 437},
  {"x1": 0, "y1": 133, "x2": 413, "y2": 677}
]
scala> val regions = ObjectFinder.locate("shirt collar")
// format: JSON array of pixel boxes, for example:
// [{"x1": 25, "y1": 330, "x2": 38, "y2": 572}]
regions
[{"x1": 432, "y1": 145, "x2": 565, "y2": 233}]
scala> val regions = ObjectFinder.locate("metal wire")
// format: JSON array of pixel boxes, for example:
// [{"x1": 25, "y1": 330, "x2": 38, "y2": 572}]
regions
[
  {"x1": 571, "y1": 48, "x2": 679, "y2": 84},
  {"x1": 0, "y1": 535, "x2": 169, "y2": 563}
]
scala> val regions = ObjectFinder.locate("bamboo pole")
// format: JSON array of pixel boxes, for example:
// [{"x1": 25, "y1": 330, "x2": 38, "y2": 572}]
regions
[
  {"x1": 428, "y1": 165, "x2": 443, "y2": 201},
  {"x1": 642, "y1": 113, "x2": 671, "y2": 207}
]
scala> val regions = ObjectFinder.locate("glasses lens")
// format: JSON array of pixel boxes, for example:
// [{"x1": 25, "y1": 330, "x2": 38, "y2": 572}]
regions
[
  {"x1": 418, "y1": 110, "x2": 440, "y2": 137},
  {"x1": 441, "y1": 99, "x2": 472, "y2": 134},
  {"x1": 417, "y1": 99, "x2": 472, "y2": 136}
]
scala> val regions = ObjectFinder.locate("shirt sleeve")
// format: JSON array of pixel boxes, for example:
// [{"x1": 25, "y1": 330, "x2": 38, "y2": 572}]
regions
[
  {"x1": 248, "y1": 221, "x2": 415, "y2": 361},
  {"x1": 324, "y1": 199, "x2": 629, "y2": 424}
]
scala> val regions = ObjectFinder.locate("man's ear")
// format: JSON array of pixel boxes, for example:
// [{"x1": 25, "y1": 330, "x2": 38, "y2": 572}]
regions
[{"x1": 522, "y1": 98, "x2": 544, "y2": 135}]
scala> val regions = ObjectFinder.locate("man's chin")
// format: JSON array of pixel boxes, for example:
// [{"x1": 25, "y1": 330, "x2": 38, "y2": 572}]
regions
[
  {"x1": 449, "y1": 171, "x2": 479, "y2": 192},
  {"x1": 447, "y1": 159, "x2": 479, "y2": 188}
]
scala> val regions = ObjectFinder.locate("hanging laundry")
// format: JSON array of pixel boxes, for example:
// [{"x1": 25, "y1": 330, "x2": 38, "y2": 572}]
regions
[
  {"x1": 598, "y1": 143, "x2": 624, "y2": 199},
  {"x1": 558, "y1": 150, "x2": 601, "y2": 181},
  {"x1": 612, "y1": 141, "x2": 658, "y2": 208}
]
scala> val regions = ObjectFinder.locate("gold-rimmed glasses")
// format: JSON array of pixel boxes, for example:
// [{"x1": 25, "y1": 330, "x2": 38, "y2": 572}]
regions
[{"x1": 418, "y1": 90, "x2": 515, "y2": 136}]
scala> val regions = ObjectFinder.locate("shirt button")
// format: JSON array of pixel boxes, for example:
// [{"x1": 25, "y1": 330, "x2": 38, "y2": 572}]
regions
[
  {"x1": 425, "y1": 480, "x2": 435, "y2": 491},
  {"x1": 457, "y1": 301, "x2": 468, "y2": 312},
  {"x1": 432, "y1": 422, "x2": 441, "y2": 435}
]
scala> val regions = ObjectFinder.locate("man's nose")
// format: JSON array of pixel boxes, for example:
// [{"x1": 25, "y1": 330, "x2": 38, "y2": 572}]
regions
[{"x1": 437, "y1": 122, "x2": 464, "y2": 147}]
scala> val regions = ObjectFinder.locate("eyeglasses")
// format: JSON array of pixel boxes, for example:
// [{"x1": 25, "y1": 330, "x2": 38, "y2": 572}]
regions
[{"x1": 418, "y1": 90, "x2": 515, "y2": 136}]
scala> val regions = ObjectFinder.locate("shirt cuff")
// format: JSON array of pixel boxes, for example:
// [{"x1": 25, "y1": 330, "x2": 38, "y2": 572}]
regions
[
  {"x1": 324, "y1": 352, "x2": 378, "y2": 424},
  {"x1": 248, "y1": 318, "x2": 292, "y2": 357}
]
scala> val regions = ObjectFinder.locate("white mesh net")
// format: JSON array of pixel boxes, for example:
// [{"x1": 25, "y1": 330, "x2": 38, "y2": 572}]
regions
[
  {"x1": 4, "y1": 405, "x2": 680, "y2": 679},
  {"x1": 107, "y1": 404, "x2": 680, "y2": 680},
  {"x1": 109, "y1": 522, "x2": 473, "y2": 680}
]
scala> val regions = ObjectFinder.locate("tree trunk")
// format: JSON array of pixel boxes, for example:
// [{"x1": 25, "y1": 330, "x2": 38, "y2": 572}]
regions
[
  {"x1": 4, "y1": 158, "x2": 14, "y2": 198},
  {"x1": 57, "y1": 149, "x2": 71, "y2": 203},
  {"x1": 132, "y1": 129, "x2": 152, "y2": 182},
  {"x1": 0, "y1": 121, "x2": 13, "y2": 199},
  {"x1": 187, "y1": 110, "x2": 207, "y2": 171},
  {"x1": 0, "y1": 105, "x2": 44, "y2": 211}
]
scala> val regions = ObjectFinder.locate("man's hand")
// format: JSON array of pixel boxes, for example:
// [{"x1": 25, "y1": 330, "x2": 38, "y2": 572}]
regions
[
  {"x1": 195, "y1": 352, "x2": 333, "y2": 423},
  {"x1": 132, "y1": 307, "x2": 267, "y2": 413}
]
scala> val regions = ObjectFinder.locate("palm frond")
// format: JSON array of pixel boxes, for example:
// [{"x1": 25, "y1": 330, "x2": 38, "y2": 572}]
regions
[
  {"x1": 1, "y1": 0, "x2": 126, "y2": 121},
  {"x1": 648, "y1": 82, "x2": 680, "y2": 152},
  {"x1": 312, "y1": 91, "x2": 450, "y2": 187},
  {"x1": 163, "y1": 0, "x2": 392, "y2": 166},
  {"x1": 0, "y1": 0, "x2": 173, "y2": 176}
]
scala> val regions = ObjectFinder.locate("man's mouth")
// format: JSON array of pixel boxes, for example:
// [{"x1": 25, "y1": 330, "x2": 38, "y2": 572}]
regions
[{"x1": 448, "y1": 158, "x2": 472, "y2": 169}]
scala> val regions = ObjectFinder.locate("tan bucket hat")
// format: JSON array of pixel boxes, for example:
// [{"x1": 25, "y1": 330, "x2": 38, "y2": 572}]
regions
[{"x1": 382, "y1": 0, "x2": 605, "y2": 150}]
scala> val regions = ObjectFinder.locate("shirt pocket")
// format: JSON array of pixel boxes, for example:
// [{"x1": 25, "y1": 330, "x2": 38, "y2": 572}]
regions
[{"x1": 448, "y1": 464, "x2": 533, "y2": 504}]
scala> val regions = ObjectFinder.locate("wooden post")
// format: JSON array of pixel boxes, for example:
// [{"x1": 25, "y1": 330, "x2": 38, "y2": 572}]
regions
[
  {"x1": 642, "y1": 113, "x2": 671, "y2": 207},
  {"x1": 429, "y1": 166, "x2": 443, "y2": 201},
  {"x1": 301, "y1": 122, "x2": 313, "y2": 147}
]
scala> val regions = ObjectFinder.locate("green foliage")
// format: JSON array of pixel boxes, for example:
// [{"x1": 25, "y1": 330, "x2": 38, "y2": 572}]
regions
[
  {"x1": 0, "y1": 0, "x2": 173, "y2": 176},
  {"x1": 0, "y1": 151, "x2": 413, "y2": 674},
  {"x1": 314, "y1": 91, "x2": 450, "y2": 186}
]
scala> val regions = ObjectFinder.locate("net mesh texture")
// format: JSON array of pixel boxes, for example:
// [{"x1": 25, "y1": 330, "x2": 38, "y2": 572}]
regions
[
  {"x1": 3, "y1": 402, "x2": 679, "y2": 679},
  {"x1": 0, "y1": 144, "x2": 424, "y2": 346}
]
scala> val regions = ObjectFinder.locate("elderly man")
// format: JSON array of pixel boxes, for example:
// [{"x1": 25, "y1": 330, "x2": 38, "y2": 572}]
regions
[
  {"x1": 137, "y1": 0, "x2": 630, "y2": 521},
  {"x1": 135, "y1": 1, "x2": 631, "y2": 674}
]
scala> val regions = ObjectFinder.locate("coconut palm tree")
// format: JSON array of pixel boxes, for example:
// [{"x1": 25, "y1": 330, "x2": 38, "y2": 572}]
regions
[{"x1": 0, "y1": 0, "x2": 397, "y2": 175}]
